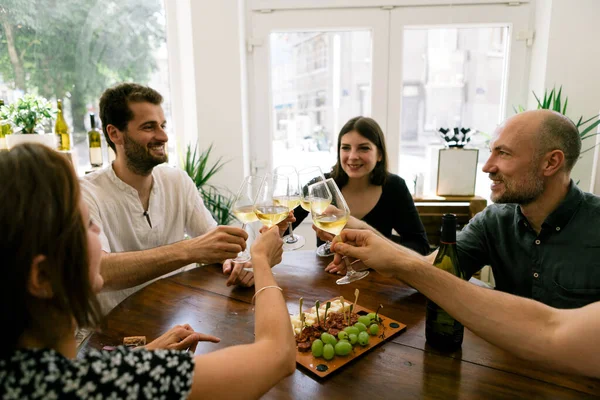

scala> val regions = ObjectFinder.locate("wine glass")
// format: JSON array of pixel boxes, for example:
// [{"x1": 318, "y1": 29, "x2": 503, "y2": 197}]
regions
[
  {"x1": 254, "y1": 173, "x2": 290, "y2": 229},
  {"x1": 230, "y1": 175, "x2": 263, "y2": 263},
  {"x1": 309, "y1": 178, "x2": 369, "y2": 285},
  {"x1": 298, "y1": 166, "x2": 326, "y2": 213},
  {"x1": 274, "y1": 166, "x2": 305, "y2": 251},
  {"x1": 298, "y1": 166, "x2": 329, "y2": 256}
]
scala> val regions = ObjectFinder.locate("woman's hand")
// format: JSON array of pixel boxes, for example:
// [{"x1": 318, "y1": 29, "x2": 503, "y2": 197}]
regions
[
  {"x1": 222, "y1": 259, "x2": 255, "y2": 287},
  {"x1": 145, "y1": 324, "x2": 220, "y2": 353},
  {"x1": 251, "y1": 225, "x2": 284, "y2": 267}
]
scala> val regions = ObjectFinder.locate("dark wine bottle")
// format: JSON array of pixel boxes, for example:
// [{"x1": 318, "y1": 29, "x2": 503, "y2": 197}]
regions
[{"x1": 425, "y1": 213, "x2": 464, "y2": 351}]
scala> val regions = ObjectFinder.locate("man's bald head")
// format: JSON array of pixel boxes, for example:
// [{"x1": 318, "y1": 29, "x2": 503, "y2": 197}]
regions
[
  {"x1": 536, "y1": 110, "x2": 581, "y2": 171},
  {"x1": 502, "y1": 109, "x2": 581, "y2": 172}
]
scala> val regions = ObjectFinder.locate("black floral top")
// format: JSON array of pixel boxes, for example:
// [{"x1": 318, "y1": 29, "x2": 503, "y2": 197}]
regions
[{"x1": 0, "y1": 346, "x2": 194, "y2": 399}]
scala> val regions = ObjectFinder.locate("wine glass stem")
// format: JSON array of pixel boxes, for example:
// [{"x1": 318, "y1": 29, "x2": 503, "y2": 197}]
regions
[
  {"x1": 287, "y1": 222, "x2": 294, "y2": 239},
  {"x1": 344, "y1": 257, "x2": 355, "y2": 275},
  {"x1": 240, "y1": 223, "x2": 250, "y2": 256}
]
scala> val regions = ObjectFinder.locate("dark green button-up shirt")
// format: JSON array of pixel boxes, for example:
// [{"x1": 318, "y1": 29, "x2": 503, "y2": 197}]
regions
[{"x1": 458, "y1": 181, "x2": 600, "y2": 309}]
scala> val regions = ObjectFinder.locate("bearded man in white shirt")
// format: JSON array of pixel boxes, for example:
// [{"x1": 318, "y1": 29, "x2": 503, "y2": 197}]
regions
[{"x1": 82, "y1": 83, "x2": 286, "y2": 314}]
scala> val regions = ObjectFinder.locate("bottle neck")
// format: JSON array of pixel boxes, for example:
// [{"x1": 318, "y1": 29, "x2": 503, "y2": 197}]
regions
[{"x1": 440, "y1": 220, "x2": 456, "y2": 243}]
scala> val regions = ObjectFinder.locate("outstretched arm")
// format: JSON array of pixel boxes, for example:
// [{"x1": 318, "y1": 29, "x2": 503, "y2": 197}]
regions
[
  {"x1": 188, "y1": 226, "x2": 296, "y2": 399},
  {"x1": 101, "y1": 226, "x2": 247, "y2": 290},
  {"x1": 332, "y1": 230, "x2": 600, "y2": 379}
]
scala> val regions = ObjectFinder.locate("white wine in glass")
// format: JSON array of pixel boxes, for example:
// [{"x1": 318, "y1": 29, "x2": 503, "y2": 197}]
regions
[
  {"x1": 254, "y1": 173, "x2": 290, "y2": 228},
  {"x1": 230, "y1": 175, "x2": 262, "y2": 263},
  {"x1": 309, "y1": 178, "x2": 369, "y2": 285},
  {"x1": 274, "y1": 165, "x2": 305, "y2": 250},
  {"x1": 298, "y1": 166, "x2": 330, "y2": 256}
]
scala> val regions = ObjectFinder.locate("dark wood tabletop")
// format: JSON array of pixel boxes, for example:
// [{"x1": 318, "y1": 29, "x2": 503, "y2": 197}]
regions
[{"x1": 79, "y1": 251, "x2": 600, "y2": 399}]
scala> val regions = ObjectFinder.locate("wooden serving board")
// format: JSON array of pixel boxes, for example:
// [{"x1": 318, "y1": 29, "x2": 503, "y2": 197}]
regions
[{"x1": 296, "y1": 299, "x2": 407, "y2": 379}]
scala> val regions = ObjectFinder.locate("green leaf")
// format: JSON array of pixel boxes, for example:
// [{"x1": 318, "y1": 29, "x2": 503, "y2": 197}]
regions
[
  {"x1": 554, "y1": 86, "x2": 562, "y2": 112},
  {"x1": 580, "y1": 119, "x2": 600, "y2": 138},
  {"x1": 533, "y1": 91, "x2": 543, "y2": 109}
]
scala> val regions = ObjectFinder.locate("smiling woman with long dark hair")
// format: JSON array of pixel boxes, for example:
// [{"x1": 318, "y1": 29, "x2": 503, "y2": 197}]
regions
[{"x1": 294, "y1": 116, "x2": 430, "y2": 263}]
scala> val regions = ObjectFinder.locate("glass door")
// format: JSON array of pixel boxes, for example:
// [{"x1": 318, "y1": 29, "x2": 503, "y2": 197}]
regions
[
  {"x1": 387, "y1": 3, "x2": 531, "y2": 199},
  {"x1": 249, "y1": 8, "x2": 389, "y2": 176}
]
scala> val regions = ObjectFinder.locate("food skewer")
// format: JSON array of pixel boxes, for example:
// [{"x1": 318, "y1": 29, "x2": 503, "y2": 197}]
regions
[{"x1": 299, "y1": 297, "x2": 305, "y2": 332}]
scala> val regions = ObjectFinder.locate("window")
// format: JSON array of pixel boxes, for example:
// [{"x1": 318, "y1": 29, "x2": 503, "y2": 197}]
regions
[
  {"x1": 398, "y1": 26, "x2": 510, "y2": 199},
  {"x1": 0, "y1": 0, "x2": 172, "y2": 171},
  {"x1": 270, "y1": 30, "x2": 372, "y2": 173}
]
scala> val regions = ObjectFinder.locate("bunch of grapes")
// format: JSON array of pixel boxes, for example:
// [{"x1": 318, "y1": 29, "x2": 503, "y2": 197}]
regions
[{"x1": 310, "y1": 313, "x2": 381, "y2": 360}]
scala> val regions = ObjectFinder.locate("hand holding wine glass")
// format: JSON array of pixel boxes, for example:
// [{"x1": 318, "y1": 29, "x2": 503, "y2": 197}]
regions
[
  {"x1": 230, "y1": 175, "x2": 262, "y2": 263},
  {"x1": 274, "y1": 165, "x2": 305, "y2": 250},
  {"x1": 254, "y1": 173, "x2": 290, "y2": 229},
  {"x1": 309, "y1": 178, "x2": 369, "y2": 284}
]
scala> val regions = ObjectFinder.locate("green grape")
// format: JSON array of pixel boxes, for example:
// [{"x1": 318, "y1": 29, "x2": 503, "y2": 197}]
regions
[
  {"x1": 344, "y1": 326, "x2": 360, "y2": 336},
  {"x1": 358, "y1": 331, "x2": 370, "y2": 346},
  {"x1": 358, "y1": 315, "x2": 372, "y2": 326},
  {"x1": 320, "y1": 332, "x2": 337, "y2": 346},
  {"x1": 348, "y1": 333, "x2": 358, "y2": 345},
  {"x1": 334, "y1": 340, "x2": 352, "y2": 356},
  {"x1": 311, "y1": 339, "x2": 324, "y2": 357},
  {"x1": 354, "y1": 322, "x2": 367, "y2": 332},
  {"x1": 367, "y1": 312, "x2": 382, "y2": 322},
  {"x1": 323, "y1": 344, "x2": 335, "y2": 360},
  {"x1": 337, "y1": 331, "x2": 349, "y2": 341},
  {"x1": 369, "y1": 324, "x2": 380, "y2": 336}
]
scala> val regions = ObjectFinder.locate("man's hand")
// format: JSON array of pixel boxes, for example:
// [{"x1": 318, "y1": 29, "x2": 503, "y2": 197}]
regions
[
  {"x1": 186, "y1": 226, "x2": 248, "y2": 264},
  {"x1": 222, "y1": 259, "x2": 255, "y2": 287},
  {"x1": 312, "y1": 215, "x2": 367, "y2": 243},
  {"x1": 324, "y1": 258, "x2": 369, "y2": 275},
  {"x1": 252, "y1": 225, "x2": 284, "y2": 267},
  {"x1": 145, "y1": 324, "x2": 220, "y2": 353},
  {"x1": 331, "y1": 229, "x2": 424, "y2": 278}
]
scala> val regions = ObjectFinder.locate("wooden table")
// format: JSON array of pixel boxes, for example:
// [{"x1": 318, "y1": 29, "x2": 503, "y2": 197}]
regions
[{"x1": 80, "y1": 251, "x2": 599, "y2": 399}]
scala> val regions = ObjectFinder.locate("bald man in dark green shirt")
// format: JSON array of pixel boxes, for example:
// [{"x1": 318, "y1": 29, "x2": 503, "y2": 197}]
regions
[{"x1": 456, "y1": 109, "x2": 600, "y2": 308}]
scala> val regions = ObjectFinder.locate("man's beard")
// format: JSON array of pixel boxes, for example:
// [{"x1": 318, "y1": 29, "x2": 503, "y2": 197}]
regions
[
  {"x1": 490, "y1": 172, "x2": 544, "y2": 205},
  {"x1": 123, "y1": 132, "x2": 168, "y2": 176}
]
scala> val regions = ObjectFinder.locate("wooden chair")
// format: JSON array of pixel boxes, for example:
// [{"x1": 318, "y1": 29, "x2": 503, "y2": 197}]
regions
[{"x1": 413, "y1": 195, "x2": 487, "y2": 279}]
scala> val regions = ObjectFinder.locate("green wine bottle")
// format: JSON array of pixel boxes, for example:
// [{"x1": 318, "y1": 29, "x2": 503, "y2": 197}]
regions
[
  {"x1": 425, "y1": 213, "x2": 464, "y2": 351},
  {"x1": 0, "y1": 99, "x2": 7, "y2": 151},
  {"x1": 88, "y1": 113, "x2": 103, "y2": 167},
  {"x1": 55, "y1": 100, "x2": 71, "y2": 151}
]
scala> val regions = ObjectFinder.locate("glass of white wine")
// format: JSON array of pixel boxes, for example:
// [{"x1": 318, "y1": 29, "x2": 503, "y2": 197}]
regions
[
  {"x1": 254, "y1": 173, "x2": 290, "y2": 229},
  {"x1": 230, "y1": 175, "x2": 263, "y2": 263},
  {"x1": 309, "y1": 178, "x2": 369, "y2": 285},
  {"x1": 274, "y1": 165, "x2": 305, "y2": 251},
  {"x1": 298, "y1": 166, "x2": 329, "y2": 255}
]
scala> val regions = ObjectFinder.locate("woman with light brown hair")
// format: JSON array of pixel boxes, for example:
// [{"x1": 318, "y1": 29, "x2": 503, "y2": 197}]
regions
[{"x1": 0, "y1": 143, "x2": 295, "y2": 399}]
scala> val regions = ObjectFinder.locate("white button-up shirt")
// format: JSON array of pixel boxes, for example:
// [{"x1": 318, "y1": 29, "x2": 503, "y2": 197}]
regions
[{"x1": 81, "y1": 164, "x2": 217, "y2": 313}]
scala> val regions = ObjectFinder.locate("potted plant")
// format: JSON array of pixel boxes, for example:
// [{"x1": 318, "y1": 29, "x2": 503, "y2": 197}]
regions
[
  {"x1": 436, "y1": 127, "x2": 479, "y2": 196},
  {"x1": 1, "y1": 94, "x2": 57, "y2": 149},
  {"x1": 182, "y1": 143, "x2": 236, "y2": 225},
  {"x1": 515, "y1": 86, "x2": 600, "y2": 156}
]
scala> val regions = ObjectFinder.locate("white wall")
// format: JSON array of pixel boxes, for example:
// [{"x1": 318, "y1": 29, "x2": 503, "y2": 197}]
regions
[
  {"x1": 529, "y1": 0, "x2": 600, "y2": 192},
  {"x1": 187, "y1": 0, "x2": 248, "y2": 194},
  {"x1": 178, "y1": 0, "x2": 600, "y2": 195}
]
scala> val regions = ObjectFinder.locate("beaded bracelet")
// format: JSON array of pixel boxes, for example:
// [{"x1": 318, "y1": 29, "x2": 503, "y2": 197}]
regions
[{"x1": 252, "y1": 285, "x2": 283, "y2": 304}]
